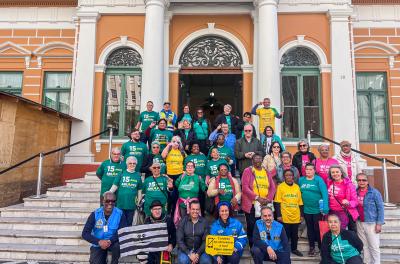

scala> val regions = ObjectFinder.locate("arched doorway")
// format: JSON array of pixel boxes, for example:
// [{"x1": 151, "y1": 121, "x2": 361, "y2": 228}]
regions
[{"x1": 178, "y1": 36, "x2": 243, "y2": 124}]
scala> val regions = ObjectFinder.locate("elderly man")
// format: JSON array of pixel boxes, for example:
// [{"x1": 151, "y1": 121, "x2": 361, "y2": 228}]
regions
[
  {"x1": 251, "y1": 206, "x2": 291, "y2": 264},
  {"x1": 177, "y1": 200, "x2": 212, "y2": 264},
  {"x1": 234, "y1": 124, "x2": 264, "y2": 175},
  {"x1": 159, "y1": 102, "x2": 177, "y2": 131},
  {"x1": 121, "y1": 128, "x2": 148, "y2": 172},
  {"x1": 96, "y1": 147, "x2": 125, "y2": 200},
  {"x1": 335, "y1": 140, "x2": 367, "y2": 185},
  {"x1": 82, "y1": 191, "x2": 127, "y2": 264},
  {"x1": 214, "y1": 104, "x2": 239, "y2": 135},
  {"x1": 356, "y1": 172, "x2": 384, "y2": 264},
  {"x1": 251, "y1": 97, "x2": 283, "y2": 134}
]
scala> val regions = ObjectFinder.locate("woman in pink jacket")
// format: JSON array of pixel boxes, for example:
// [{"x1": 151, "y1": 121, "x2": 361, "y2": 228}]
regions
[
  {"x1": 241, "y1": 154, "x2": 276, "y2": 247},
  {"x1": 327, "y1": 165, "x2": 359, "y2": 231}
]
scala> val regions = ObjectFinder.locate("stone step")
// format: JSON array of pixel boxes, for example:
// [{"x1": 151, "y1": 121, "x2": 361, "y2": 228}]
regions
[
  {"x1": 381, "y1": 226, "x2": 400, "y2": 239},
  {"x1": 0, "y1": 217, "x2": 85, "y2": 232},
  {"x1": 65, "y1": 179, "x2": 101, "y2": 189},
  {"x1": 85, "y1": 172, "x2": 100, "y2": 181},
  {"x1": 0, "y1": 204, "x2": 93, "y2": 219},
  {"x1": 0, "y1": 229, "x2": 88, "y2": 246},
  {"x1": 380, "y1": 239, "x2": 400, "y2": 254},
  {"x1": 23, "y1": 196, "x2": 99, "y2": 209},
  {"x1": 381, "y1": 217, "x2": 400, "y2": 227},
  {"x1": 46, "y1": 186, "x2": 100, "y2": 198},
  {"x1": 381, "y1": 254, "x2": 400, "y2": 263}
]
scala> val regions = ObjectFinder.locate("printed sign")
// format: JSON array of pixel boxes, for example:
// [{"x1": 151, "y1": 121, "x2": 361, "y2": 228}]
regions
[{"x1": 205, "y1": 235, "x2": 234, "y2": 256}]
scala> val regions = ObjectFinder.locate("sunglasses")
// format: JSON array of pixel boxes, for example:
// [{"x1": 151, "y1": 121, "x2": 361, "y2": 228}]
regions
[
  {"x1": 197, "y1": 111, "x2": 203, "y2": 114},
  {"x1": 299, "y1": 144, "x2": 307, "y2": 147},
  {"x1": 104, "y1": 199, "x2": 116, "y2": 204},
  {"x1": 152, "y1": 146, "x2": 160, "y2": 149},
  {"x1": 342, "y1": 144, "x2": 351, "y2": 147},
  {"x1": 272, "y1": 146, "x2": 280, "y2": 149},
  {"x1": 244, "y1": 130, "x2": 252, "y2": 132},
  {"x1": 153, "y1": 167, "x2": 161, "y2": 169},
  {"x1": 357, "y1": 179, "x2": 368, "y2": 182}
]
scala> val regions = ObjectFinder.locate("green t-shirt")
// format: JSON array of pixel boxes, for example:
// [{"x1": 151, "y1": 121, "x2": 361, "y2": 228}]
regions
[
  {"x1": 208, "y1": 146, "x2": 232, "y2": 161},
  {"x1": 330, "y1": 234, "x2": 360, "y2": 264},
  {"x1": 121, "y1": 141, "x2": 148, "y2": 172},
  {"x1": 139, "y1": 111, "x2": 159, "y2": 132},
  {"x1": 185, "y1": 154, "x2": 207, "y2": 177},
  {"x1": 181, "y1": 113, "x2": 192, "y2": 124},
  {"x1": 175, "y1": 174, "x2": 206, "y2": 208},
  {"x1": 218, "y1": 177, "x2": 233, "y2": 202},
  {"x1": 150, "y1": 129, "x2": 173, "y2": 152},
  {"x1": 206, "y1": 159, "x2": 229, "y2": 178},
  {"x1": 142, "y1": 176, "x2": 169, "y2": 216},
  {"x1": 113, "y1": 171, "x2": 142, "y2": 210},
  {"x1": 152, "y1": 154, "x2": 166, "y2": 175},
  {"x1": 193, "y1": 119, "x2": 209, "y2": 140},
  {"x1": 96, "y1": 160, "x2": 126, "y2": 195},
  {"x1": 299, "y1": 176, "x2": 329, "y2": 214},
  {"x1": 225, "y1": 115, "x2": 232, "y2": 132}
]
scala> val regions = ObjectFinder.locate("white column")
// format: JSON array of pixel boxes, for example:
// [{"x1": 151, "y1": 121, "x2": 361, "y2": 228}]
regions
[
  {"x1": 254, "y1": 0, "x2": 282, "y2": 135},
  {"x1": 163, "y1": 12, "x2": 172, "y2": 102},
  {"x1": 141, "y1": 0, "x2": 169, "y2": 111},
  {"x1": 329, "y1": 9, "x2": 358, "y2": 152},
  {"x1": 64, "y1": 12, "x2": 99, "y2": 164}
]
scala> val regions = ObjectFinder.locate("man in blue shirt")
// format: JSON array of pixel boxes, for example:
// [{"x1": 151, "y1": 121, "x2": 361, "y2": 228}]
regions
[
  {"x1": 251, "y1": 206, "x2": 291, "y2": 264},
  {"x1": 82, "y1": 191, "x2": 127, "y2": 264}
]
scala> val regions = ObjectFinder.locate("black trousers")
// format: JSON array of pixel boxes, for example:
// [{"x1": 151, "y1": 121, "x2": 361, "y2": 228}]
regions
[
  {"x1": 283, "y1": 223, "x2": 299, "y2": 251},
  {"x1": 197, "y1": 139, "x2": 209, "y2": 157},
  {"x1": 344, "y1": 255, "x2": 363, "y2": 264},
  {"x1": 304, "y1": 213, "x2": 322, "y2": 249},
  {"x1": 168, "y1": 174, "x2": 181, "y2": 216},
  {"x1": 122, "y1": 209, "x2": 135, "y2": 226},
  {"x1": 245, "y1": 206, "x2": 260, "y2": 247},
  {"x1": 212, "y1": 251, "x2": 241, "y2": 264},
  {"x1": 89, "y1": 243, "x2": 120, "y2": 264}
]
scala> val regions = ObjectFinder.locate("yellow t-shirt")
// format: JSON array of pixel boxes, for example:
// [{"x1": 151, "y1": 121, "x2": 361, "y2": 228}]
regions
[
  {"x1": 166, "y1": 149, "x2": 184, "y2": 175},
  {"x1": 274, "y1": 182, "x2": 303, "y2": 224},
  {"x1": 256, "y1": 107, "x2": 279, "y2": 132},
  {"x1": 253, "y1": 167, "x2": 269, "y2": 199}
]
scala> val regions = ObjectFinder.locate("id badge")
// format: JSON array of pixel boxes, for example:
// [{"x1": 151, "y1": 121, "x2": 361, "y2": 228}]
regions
[{"x1": 103, "y1": 225, "x2": 108, "y2": 232}]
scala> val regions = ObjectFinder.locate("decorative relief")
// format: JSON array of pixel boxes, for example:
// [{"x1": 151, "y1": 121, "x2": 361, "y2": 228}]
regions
[
  {"x1": 281, "y1": 47, "x2": 320, "y2": 66},
  {"x1": 106, "y1": 47, "x2": 142, "y2": 67}
]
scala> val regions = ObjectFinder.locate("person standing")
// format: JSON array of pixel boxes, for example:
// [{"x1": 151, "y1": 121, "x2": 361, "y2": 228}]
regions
[
  {"x1": 335, "y1": 140, "x2": 367, "y2": 185},
  {"x1": 174, "y1": 119, "x2": 197, "y2": 153},
  {"x1": 236, "y1": 112, "x2": 257, "y2": 138},
  {"x1": 274, "y1": 169, "x2": 304, "y2": 257},
  {"x1": 205, "y1": 148, "x2": 229, "y2": 184},
  {"x1": 241, "y1": 154, "x2": 276, "y2": 247},
  {"x1": 234, "y1": 124, "x2": 264, "y2": 175},
  {"x1": 251, "y1": 98, "x2": 283, "y2": 134},
  {"x1": 159, "y1": 102, "x2": 177, "y2": 131},
  {"x1": 262, "y1": 141, "x2": 283, "y2": 177},
  {"x1": 142, "y1": 141, "x2": 166, "y2": 177},
  {"x1": 251, "y1": 206, "x2": 291, "y2": 264},
  {"x1": 82, "y1": 192, "x2": 127, "y2": 264},
  {"x1": 299, "y1": 163, "x2": 329, "y2": 256},
  {"x1": 176, "y1": 200, "x2": 212, "y2": 264},
  {"x1": 292, "y1": 139, "x2": 316, "y2": 177},
  {"x1": 121, "y1": 129, "x2": 148, "y2": 172},
  {"x1": 146, "y1": 119, "x2": 174, "y2": 152},
  {"x1": 136, "y1": 100, "x2": 159, "y2": 142},
  {"x1": 356, "y1": 173, "x2": 384, "y2": 264},
  {"x1": 177, "y1": 104, "x2": 194, "y2": 126},
  {"x1": 276, "y1": 151, "x2": 300, "y2": 185},
  {"x1": 96, "y1": 147, "x2": 125, "y2": 199},
  {"x1": 192, "y1": 108, "x2": 211, "y2": 155},
  {"x1": 260, "y1": 126, "x2": 285, "y2": 154},
  {"x1": 213, "y1": 104, "x2": 239, "y2": 135},
  {"x1": 315, "y1": 144, "x2": 339, "y2": 184},
  {"x1": 209, "y1": 123, "x2": 236, "y2": 158}
]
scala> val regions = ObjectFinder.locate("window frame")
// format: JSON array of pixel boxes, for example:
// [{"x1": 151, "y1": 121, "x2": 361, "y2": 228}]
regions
[
  {"x1": 356, "y1": 71, "x2": 390, "y2": 143},
  {"x1": 0, "y1": 71, "x2": 23, "y2": 95},
  {"x1": 281, "y1": 67, "x2": 322, "y2": 141},
  {"x1": 102, "y1": 67, "x2": 142, "y2": 139},
  {"x1": 42, "y1": 71, "x2": 72, "y2": 114}
]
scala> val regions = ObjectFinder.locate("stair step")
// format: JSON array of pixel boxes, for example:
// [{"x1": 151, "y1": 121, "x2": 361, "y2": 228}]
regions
[
  {"x1": 23, "y1": 196, "x2": 99, "y2": 208},
  {"x1": 381, "y1": 239, "x2": 400, "y2": 254},
  {"x1": 46, "y1": 186, "x2": 100, "y2": 198},
  {"x1": 381, "y1": 226, "x2": 400, "y2": 239},
  {"x1": 65, "y1": 179, "x2": 101, "y2": 189},
  {"x1": 0, "y1": 229, "x2": 88, "y2": 246},
  {"x1": 0, "y1": 217, "x2": 85, "y2": 231},
  {"x1": 1, "y1": 204, "x2": 93, "y2": 219}
]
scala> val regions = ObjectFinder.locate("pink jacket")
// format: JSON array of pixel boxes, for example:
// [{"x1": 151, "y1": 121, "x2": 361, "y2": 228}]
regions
[
  {"x1": 241, "y1": 167, "x2": 276, "y2": 214},
  {"x1": 328, "y1": 177, "x2": 359, "y2": 221}
]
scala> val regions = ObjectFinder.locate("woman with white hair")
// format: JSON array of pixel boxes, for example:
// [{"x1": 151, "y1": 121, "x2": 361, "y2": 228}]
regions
[
  {"x1": 109, "y1": 156, "x2": 143, "y2": 226},
  {"x1": 315, "y1": 143, "x2": 339, "y2": 184},
  {"x1": 162, "y1": 135, "x2": 187, "y2": 216},
  {"x1": 292, "y1": 139, "x2": 316, "y2": 177}
]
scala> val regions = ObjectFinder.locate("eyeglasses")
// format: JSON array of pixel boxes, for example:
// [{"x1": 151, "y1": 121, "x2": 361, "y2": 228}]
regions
[
  {"x1": 342, "y1": 144, "x2": 351, "y2": 147},
  {"x1": 152, "y1": 167, "x2": 161, "y2": 169},
  {"x1": 104, "y1": 199, "x2": 116, "y2": 204},
  {"x1": 244, "y1": 130, "x2": 252, "y2": 132},
  {"x1": 128, "y1": 163, "x2": 136, "y2": 165},
  {"x1": 272, "y1": 146, "x2": 280, "y2": 149},
  {"x1": 197, "y1": 111, "x2": 203, "y2": 114},
  {"x1": 282, "y1": 156, "x2": 290, "y2": 159},
  {"x1": 152, "y1": 146, "x2": 160, "y2": 149},
  {"x1": 357, "y1": 179, "x2": 368, "y2": 182},
  {"x1": 299, "y1": 144, "x2": 307, "y2": 147}
]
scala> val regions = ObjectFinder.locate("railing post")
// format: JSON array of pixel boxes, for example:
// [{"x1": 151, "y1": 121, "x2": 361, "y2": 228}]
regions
[
  {"x1": 108, "y1": 127, "x2": 113, "y2": 160},
  {"x1": 382, "y1": 158, "x2": 389, "y2": 203},
  {"x1": 35, "y1": 153, "x2": 44, "y2": 198},
  {"x1": 307, "y1": 130, "x2": 312, "y2": 147}
]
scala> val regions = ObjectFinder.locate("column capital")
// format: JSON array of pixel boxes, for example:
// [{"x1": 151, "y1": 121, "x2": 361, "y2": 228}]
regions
[
  {"x1": 76, "y1": 11, "x2": 100, "y2": 24},
  {"x1": 328, "y1": 9, "x2": 353, "y2": 22},
  {"x1": 144, "y1": 0, "x2": 169, "y2": 8},
  {"x1": 254, "y1": 0, "x2": 279, "y2": 8}
]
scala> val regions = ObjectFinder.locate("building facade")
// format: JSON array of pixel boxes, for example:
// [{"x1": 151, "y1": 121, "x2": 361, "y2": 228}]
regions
[{"x1": 0, "y1": 0, "x2": 398, "y2": 171}]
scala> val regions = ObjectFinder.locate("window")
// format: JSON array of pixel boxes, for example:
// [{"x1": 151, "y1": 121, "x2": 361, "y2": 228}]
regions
[
  {"x1": 0, "y1": 72, "x2": 23, "y2": 95},
  {"x1": 103, "y1": 47, "x2": 142, "y2": 137},
  {"x1": 281, "y1": 47, "x2": 322, "y2": 140},
  {"x1": 43, "y1": 72, "x2": 71, "y2": 114},
  {"x1": 356, "y1": 72, "x2": 389, "y2": 142}
]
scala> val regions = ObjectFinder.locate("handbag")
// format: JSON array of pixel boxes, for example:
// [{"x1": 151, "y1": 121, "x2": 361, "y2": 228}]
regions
[
  {"x1": 133, "y1": 196, "x2": 145, "y2": 225},
  {"x1": 332, "y1": 184, "x2": 357, "y2": 232},
  {"x1": 319, "y1": 215, "x2": 329, "y2": 242}
]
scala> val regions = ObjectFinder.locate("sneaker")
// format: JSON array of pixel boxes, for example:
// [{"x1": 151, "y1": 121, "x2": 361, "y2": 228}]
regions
[
  {"x1": 292, "y1": 249, "x2": 303, "y2": 257},
  {"x1": 308, "y1": 248, "x2": 316, "y2": 257}
]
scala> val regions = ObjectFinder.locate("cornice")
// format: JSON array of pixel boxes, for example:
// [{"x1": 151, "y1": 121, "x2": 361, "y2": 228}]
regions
[{"x1": 0, "y1": 0, "x2": 77, "y2": 7}]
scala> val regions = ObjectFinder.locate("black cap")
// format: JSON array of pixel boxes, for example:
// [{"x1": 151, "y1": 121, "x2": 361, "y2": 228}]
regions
[
  {"x1": 163, "y1": 102, "x2": 171, "y2": 105},
  {"x1": 150, "y1": 200, "x2": 163, "y2": 209}
]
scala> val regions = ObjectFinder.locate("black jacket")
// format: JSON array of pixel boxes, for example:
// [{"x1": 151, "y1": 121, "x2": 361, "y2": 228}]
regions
[
  {"x1": 176, "y1": 215, "x2": 209, "y2": 255},
  {"x1": 234, "y1": 137, "x2": 264, "y2": 174},
  {"x1": 144, "y1": 214, "x2": 176, "y2": 247},
  {"x1": 292, "y1": 151, "x2": 316, "y2": 176},
  {"x1": 174, "y1": 129, "x2": 197, "y2": 152},
  {"x1": 213, "y1": 113, "x2": 239, "y2": 135},
  {"x1": 320, "y1": 229, "x2": 363, "y2": 264}
]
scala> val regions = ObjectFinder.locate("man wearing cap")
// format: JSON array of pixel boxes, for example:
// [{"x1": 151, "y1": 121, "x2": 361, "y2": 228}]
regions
[
  {"x1": 209, "y1": 202, "x2": 247, "y2": 264},
  {"x1": 159, "y1": 102, "x2": 177, "y2": 131},
  {"x1": 82, "y1": 191, "x2": 127, "y2": 264},
  {"x1": 335, "y1": 140, "x2": 367, "y2": 185}
]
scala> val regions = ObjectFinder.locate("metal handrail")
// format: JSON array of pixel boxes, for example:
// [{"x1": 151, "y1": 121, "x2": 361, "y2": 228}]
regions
[
  {"x1": 0, "y1": 127, "x2": 113, "y2": 198},
  {"x1": 307, "y1": 130, "x2": 399, "y2": 205}
]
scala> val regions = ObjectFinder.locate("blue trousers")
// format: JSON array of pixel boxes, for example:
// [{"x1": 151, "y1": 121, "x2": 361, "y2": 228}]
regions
[
  {"x1": 251, "y1": 246, "x2": 291, "y2": 264},
  {"x1": 212, "y1": 251, "x2": 242, "y2": 264},
  {"x1": 89, "y1": 242, "x2": 120, "y2": 264},
  {"x1": 177, "y1": 250, "x2": 212, "y2": 264}
]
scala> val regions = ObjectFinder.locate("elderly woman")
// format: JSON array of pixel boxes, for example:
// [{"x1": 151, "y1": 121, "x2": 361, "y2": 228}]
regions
[
  {"x1": 321, "y1": 214, "x2": 363, "y2": 264},
  {"x1": 262, "y1": 141, "x2": 283, "y2": 177},
  {"x1": 328, "y1": 165, "x2": 359, "y2": 232},
  {"x1": 162, "y1": 135, "x2": 186, "y2": 216},
  {"x1": 315, "y1": 144, "x2": 339, "y2": 184},
  {"x1": 292, "y1": 139, "x2": 316, "y2": 177},
  {"x1": 207, "y1": 163, "x2": 241, "y2": 214},
  {"x1": 142, "y1": 163, "x2": 173, "y2": 217},
  {"x1": 109, "y1": 156, "x2": 143, "y2": 226},
  {"x1": 260, "y1": 125, "x2": 285, "y2": 154},
  {"x1": 142, "y1": 141, "x2": 166, "y2": 177}
]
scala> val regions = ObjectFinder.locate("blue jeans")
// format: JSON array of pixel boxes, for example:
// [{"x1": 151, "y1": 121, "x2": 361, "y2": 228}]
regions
[{"x1": 178, "y1": 250, "x2": 212, "y2": 264}]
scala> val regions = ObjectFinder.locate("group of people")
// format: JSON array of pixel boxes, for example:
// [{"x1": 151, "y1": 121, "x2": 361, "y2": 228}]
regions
[{"x1": 83, "y1": 98, "x2": 385, "y2": 264}]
